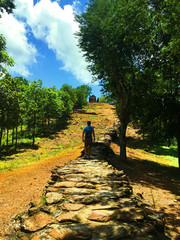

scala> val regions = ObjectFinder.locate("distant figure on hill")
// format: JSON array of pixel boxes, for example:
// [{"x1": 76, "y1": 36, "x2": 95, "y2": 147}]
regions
[{"x1": 82, "y1": 121, "x2": 95, "y2": 159}]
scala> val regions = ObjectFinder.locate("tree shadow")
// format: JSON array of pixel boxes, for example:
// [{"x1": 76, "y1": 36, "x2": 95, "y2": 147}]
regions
[
  {"x1": 0, "y1": 143, "x2": 39, "y2": 161},
  {"x1": 114, "y1": 156, "x2": 180, "y2": 196},
  {"x1": 0, "y1": 116, "x2": 73, "y2": 159},
  {"x1": 110, "y1": 141, "x2": 180, "y2": 239},
  {"x1": 75, "y1": 109, "x2": 98, "y2": 115},
  {"x1": 125, "y1": 136, "x2": 178, "y2": 158}
]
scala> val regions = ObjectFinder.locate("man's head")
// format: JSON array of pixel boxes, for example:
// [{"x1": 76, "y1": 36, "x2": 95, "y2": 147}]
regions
[{"x1": 87, "y1": 121, "x2": 91, "y2": 126}]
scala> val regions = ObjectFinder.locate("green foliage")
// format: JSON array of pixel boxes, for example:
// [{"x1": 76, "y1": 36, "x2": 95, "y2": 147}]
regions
[
  {"x1": 0, "y1": 34, "x2": 14, "y2": 75},
  {"x1": 0, "y1": 76, "x2": 91, "y2": 154},
  {"x1": 76, "y1": 0, "x2": 180, "y2": 165},
  {"x1": 40, "y1": 195, "x2": 46, "y2": 205},
  {"x1": 99, "y1": 95, "x2": 108, "y2": 103},
  {"x1": 0, "y1": 1, "x2": 15, "y2": 74},
  {"x1": 75, "y1": 85, "x2": 92, "y2": 108},
  {"x1": 0, "y1": 0, "x2": 15, "y2": 16}
]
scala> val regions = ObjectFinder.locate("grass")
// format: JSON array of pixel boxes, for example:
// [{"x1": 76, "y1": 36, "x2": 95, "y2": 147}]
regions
[{"x1": 0, "y1": 103, "x2": 178, "y2": 171}]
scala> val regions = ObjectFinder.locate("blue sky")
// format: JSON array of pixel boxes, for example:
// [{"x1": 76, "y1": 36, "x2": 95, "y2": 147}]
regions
[{"x1": 0, "y1": 0, "x2": 102, "y2": 97}]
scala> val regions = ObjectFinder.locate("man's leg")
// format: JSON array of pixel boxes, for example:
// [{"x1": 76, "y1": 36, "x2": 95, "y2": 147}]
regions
[
  {"x1": 88, "y1": 146, "x2": 91, "y2": 156},
  {"x1": 84, "y1": 140, "x2": 87, "y2": 158},
  {"x1": 87, "y1": 140, "x2": 92, "y2": 158}
]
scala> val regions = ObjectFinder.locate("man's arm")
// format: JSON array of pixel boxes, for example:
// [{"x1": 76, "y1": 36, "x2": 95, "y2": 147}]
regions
[
  {"x1": 92, "y1": 131, "x2": 95, "y2": 142},
  {"x1": 82, "y1": 130, "x2": 85, "y2": 142}
]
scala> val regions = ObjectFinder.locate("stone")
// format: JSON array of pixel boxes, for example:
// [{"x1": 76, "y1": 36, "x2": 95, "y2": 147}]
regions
[
  {"x1": 28, "y1": 205, "x2": 42, "y2": 216},
  {"x1": 22, "y1": 212, "x2": 54, "y2": 232},
  {"x1": 45, "y1": 187, "x2": 59, "y2": 192},
  {"x1": 49, "y1": 225, "x2": 92, "y2": 240},
  {"x1": 75, "y1": 182, "x2": 95, "y2": 189},
  {"x1": 88, "y1": 210, "x2": 113, "y2": 222},
  {"x1": 115, "y1": 208, "x2": 145, "y2": 221},
  {"x1": 118, "y1": 198, "x2": 137, "y2": 207},
  {"x1": 31, "y1": 235, "x2": 41, "y2": 240},
  {"x1": 54, "y1": 181, "x2": 76, "y2": 188},
  {"x1": 64, "y1": 188, "x2": 93, "y2": 195},
  {"x1": 91, "y1": 203, "x2": 119, "y2": 210},
  {"x1": 97, "y1": 190, "x2": 118, "y2": 199},
  {"x1": 56, "y1": 212, "x2": 79, "y2": 222},
  {"x1": 63, "y1": 203, "x2": 84, "y2": 211},
  {"x1": 46, "y1": 192, "x2": 63, "y2": 204}
]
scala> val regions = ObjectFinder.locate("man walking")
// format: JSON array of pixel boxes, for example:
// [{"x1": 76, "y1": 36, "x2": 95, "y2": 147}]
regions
[{"x1": 82, "y1": 121, "x2": 95, "y2": 159}]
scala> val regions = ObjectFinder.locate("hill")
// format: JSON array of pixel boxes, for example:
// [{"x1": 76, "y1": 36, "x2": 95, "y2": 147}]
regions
[{"x1": 0, "y1": 103, "x2": 179, "y2": 239}]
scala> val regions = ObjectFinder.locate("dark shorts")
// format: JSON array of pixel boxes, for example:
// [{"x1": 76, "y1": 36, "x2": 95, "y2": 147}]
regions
[{"x1": 85, "y1": 138, "x2": 92, "y2": 148}]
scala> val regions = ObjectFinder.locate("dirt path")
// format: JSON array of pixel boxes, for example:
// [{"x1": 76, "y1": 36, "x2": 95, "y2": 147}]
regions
[{"x1": 0, "y1": 148, "x2": 82, "y2": 236}]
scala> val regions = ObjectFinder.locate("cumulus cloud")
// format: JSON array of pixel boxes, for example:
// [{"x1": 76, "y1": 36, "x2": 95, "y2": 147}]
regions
[
  {"x1": 0, "y1": 11, "x2": 37, "y2": 77},
  {"x1": 0, "y1": 0, "x2": 92, "y2": 83}
]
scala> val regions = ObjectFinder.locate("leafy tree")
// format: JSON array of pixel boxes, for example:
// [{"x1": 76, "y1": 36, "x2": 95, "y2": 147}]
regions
[
  {"x1": 75, "y1": 85, "x2": 92, "y2": 108},
  {"x1": 76, "y1": 0, "x2": 153, "y2": 162},
  {"x1": 0, "y1": 0, "x2": 15, "y2": 16},
  {"x1": 60, "y1": 84, "x2": 77, "y2": 108},
  {"x1": 99, "y1": 95, "x2": 108, "y2": 103},
  {"x1": 24, "y1": 80, "x2": 46, "y2": 145},
  {"x1": 131, "y1": 0, "x2": 180, "y2": 167},
  {"x1": 0, "y1": 34, "x2": 14, "y2": 75},
  {"x1": 0, "y1": 74, "x2": 21, "y2": 152},
  {"x1": 0, "y1": 0, "x2": 15, "y2": 74},
  {"x1": 57, "y1": 90, "x2": 74, "y2": 119}
]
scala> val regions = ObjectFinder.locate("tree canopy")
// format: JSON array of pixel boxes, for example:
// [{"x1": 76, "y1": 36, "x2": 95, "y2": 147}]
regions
[{"x1": 76, "y1": 0, "x2": 180, "y2": 166}]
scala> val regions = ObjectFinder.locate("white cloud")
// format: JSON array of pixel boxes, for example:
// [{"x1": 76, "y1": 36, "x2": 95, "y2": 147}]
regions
[
  {"x1": 14, "y1": 0, "x2": 92, "y2": 83},
  {"x1": 0, "y1": 11, "x2": 37, "y2": 77},
  {"x1": 0, "y1": 0, "x2": 92, "y2": 83}
]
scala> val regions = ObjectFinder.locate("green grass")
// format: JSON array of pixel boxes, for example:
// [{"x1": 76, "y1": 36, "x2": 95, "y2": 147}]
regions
[{"x1": 148, "y1": 145, "x2": 178, "y2": 167}]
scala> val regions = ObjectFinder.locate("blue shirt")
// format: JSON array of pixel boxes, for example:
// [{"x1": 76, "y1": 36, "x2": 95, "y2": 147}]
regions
[{"x1": 83, "y1": 126, "x2": 94, "y2": 140}]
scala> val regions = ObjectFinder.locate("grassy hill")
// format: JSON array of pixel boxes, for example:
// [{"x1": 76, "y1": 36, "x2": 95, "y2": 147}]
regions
[{"x1": 0, "y1": 103, "x2": 178, "y2": 172}]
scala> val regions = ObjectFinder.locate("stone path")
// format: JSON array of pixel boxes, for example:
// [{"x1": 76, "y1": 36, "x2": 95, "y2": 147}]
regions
[{"x1": 5, "y1": 141, "x2": 169, "y2": 239}]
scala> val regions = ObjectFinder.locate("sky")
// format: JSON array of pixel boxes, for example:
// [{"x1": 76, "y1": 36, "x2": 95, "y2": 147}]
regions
[{"x1": 0, "y1": 0, "x2": 102, "y2": 98}]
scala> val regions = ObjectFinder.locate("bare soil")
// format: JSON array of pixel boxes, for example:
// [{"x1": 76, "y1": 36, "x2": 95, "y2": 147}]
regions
[{"x1": 0, "y1": 103, "x2": 179, "y2": 239}]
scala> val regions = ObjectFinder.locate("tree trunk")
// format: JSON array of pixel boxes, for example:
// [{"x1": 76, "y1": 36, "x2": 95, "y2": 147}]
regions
[
  {"x1": 119, "y1": 122, "x2": 127, "y2": 162},
  {"x1": 32, "y1": 111, "x2": 36, "y2": 146},
  {"x1": 177, "y1": 136, "x2": 180, "y2": 169},
  {"x1": 12, "y1": 127, "x2": 14, "y2": 146},
  {"x1": 15, "y1": 126, "x2": 18, "y2": 151},
  {"x1": 0, "y1": 127, "x2": 3, "y2": 153},
  {"x1": 6, "y1": 128, "x2": 9, "y2": 153}
]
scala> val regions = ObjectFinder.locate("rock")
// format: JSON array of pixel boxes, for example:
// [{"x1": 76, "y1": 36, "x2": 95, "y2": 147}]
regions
[
  {"x1": 115, "y1": 208, "x2": 145, "y2": 221},
  {"x1": 46, "y1": 192, "x2": 64, "y2": 204},
  {"x1": 49, "y1": 225, "x2": 92, "y2": 240},
  {"x1": 56, "y1": 212, "x2": 79, "y2": 222},
  {"x1": 21, "y1": 212, "x2": 54, "y2": 232},
  {"x1": 54, "y1": 181, "x2": 76, "y2": 188},
  {"x1": 88, "y1": 210, "x2": 113, "y2": 222},
  {"x1": 63, "y1": 203, "x2": 84, "y2": 211}
]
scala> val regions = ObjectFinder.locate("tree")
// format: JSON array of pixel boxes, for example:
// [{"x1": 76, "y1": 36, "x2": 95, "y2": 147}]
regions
[
  {"x1": 76, "y1": 85, "x2": 92, "y2": 108},
  {"x1": 0, "y1": 0, "x2": 15, "y2": 74},
  {"x1": 0, "y1": 74, "x2": 21, "y2": 152},
  {"x1": 0, "y1": 0, "x2": 15, "y2": 16},
  {"x1": 0, "y1": 34, "x2": 14, "y2": 75},
  {"x1": 132, "y1": 0, "x2": 180, "y2": 167},
  {"x1": 76, "y1": 0, "x2": 153, "y2": 162},
  {"x1": 24, "y1": 80, "x2": 46, "y2": 145},
  {"x1": 60, "y1": 84, "x2": 77, "y2": 109}
]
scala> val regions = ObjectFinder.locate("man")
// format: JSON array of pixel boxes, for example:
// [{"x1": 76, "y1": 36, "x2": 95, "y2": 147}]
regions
[{"x1": 82, "y1": 121, "x2": 95, "y2": 159}]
